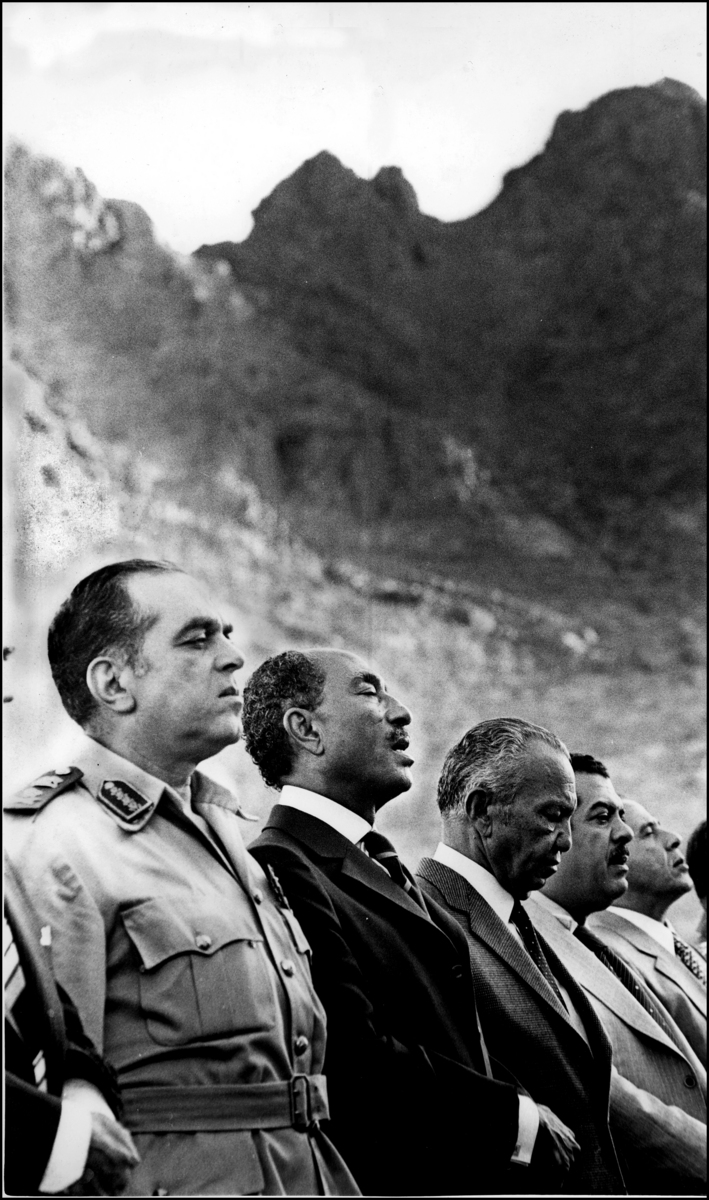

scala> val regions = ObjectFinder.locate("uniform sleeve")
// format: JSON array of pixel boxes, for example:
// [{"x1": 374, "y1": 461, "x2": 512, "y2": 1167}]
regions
[
  {"x1": 4, "y1": 1073, "x2": 62, "y2": 1195},
  {"x1": 8, "y1": 850, "x2": 109, "y2": 1054}
]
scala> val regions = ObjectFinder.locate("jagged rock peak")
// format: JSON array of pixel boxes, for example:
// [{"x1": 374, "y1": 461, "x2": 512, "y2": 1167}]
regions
[{"x1": 372, "y1": 166, "x2": 419, "y2": 213}]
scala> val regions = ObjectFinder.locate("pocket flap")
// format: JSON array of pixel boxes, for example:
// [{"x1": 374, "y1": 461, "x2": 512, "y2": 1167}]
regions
[{"x1": 122, "y1": 897, "x2": 264, "y2": 971}]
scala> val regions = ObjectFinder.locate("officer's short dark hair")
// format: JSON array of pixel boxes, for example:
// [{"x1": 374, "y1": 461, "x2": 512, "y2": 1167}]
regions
[
  {"x1": 48, "y1": 559, "x2": 183, "y2": 727},
  {"x1": 437, "y1": 717, "x2": 569, "y2": 817},
  {"x1": 686, "y1": 820, "x2": 706, "y2": 902},
  {"x1": 242, "y1": 651, "x2": 326, "y2": 789},
  {"x1": 570, "y1": 753, "x2": 610, "y2": 778}
]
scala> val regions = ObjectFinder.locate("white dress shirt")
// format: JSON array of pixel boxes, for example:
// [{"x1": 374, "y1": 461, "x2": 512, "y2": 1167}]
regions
[
  {"x1": 279, "y1": 785, "x2": 373, "y2": 843},
  {"x1": 608, "y1": 907, "x2": 676, "y2": 956}
]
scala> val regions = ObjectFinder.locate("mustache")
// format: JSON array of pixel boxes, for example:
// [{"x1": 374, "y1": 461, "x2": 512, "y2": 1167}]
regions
[
  {"x1": 389, "y1": 732, "x2": 410, "y2": 751},
  {"x1": 609, "y1": 845, "x2": 630, "y2": 865}
]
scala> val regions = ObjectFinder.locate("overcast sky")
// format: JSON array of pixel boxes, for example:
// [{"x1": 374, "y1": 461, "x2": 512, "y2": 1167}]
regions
[{"x1": 3, "y1": 2, "x2": 706, "y2": 251}]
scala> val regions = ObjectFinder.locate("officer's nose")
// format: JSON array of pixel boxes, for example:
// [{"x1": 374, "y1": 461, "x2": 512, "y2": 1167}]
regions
[{"x1": 218, "y1": 635, "x2": 244, "y2": 673}]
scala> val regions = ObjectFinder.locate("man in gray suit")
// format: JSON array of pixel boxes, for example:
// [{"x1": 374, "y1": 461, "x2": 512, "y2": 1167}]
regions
[
  {"x1": 589, "y1": 797, "x2": 707, "y2": 1067},
  {"x1": 528, "y1": 753, "x2": 707, "y2": 1195},
  {"x1": 416, "y1": 717, "x2": 624, "y2": 1195}
]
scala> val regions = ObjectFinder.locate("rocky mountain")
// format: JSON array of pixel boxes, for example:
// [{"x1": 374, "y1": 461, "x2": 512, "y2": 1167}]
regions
[
  {"x1": 197, "y1": 79, "x2": 706, "y2": 571},
  {"x1": 3, "y1": 81, "x2": 706, "y2": 932}
]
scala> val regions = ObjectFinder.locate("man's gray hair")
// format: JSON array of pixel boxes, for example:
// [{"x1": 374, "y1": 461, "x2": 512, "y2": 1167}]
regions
[{"x1": 436, "y1": 717, "x2": 570, "y2": 817}]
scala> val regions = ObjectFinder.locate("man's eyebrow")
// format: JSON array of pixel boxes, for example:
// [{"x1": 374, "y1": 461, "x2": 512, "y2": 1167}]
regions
[
  {"x1": 351, "y1": 671, "x2": 384, "y2": 691},
  {"x1": 174, "y1": 616, "x2": 232, "y2": 640}
]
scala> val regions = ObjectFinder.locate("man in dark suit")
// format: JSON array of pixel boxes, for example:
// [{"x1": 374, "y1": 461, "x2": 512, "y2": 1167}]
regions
[
  {"x1": 243, "y1": 648, "x2": 579, "y2": 1197},
  {"x1": 415, "y1": 717, "x2": 625, "y2": 1194},
  {"x1": 4, "y1": 858, "x2": 139, "y2": 1196}
]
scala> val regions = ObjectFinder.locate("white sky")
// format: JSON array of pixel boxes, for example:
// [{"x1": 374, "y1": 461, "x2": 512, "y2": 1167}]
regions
[{"x1": 3, "y1": 2, "x2": 706, "y2": 251}]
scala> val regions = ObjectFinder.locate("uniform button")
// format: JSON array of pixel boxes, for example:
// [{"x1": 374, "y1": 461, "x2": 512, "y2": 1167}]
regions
[
  {"x1": 195, "y1": 933, "x2": 212, "y2": 951},
  {"x1": 451, "y1": 964, "x2": 464, "y2": 980},
  {"x1": 281, "y1": 959, "x2": 295, "y2": 976},
  {"x1": 252, "y1": 889, "x2": 263, "y2": 904},
  {"x1": 684, "y1": 1074, "x2": 698, "y2": 1089},
  {"x1": 294, "y1": 1035, "x2": 309, "y2": 1056}
]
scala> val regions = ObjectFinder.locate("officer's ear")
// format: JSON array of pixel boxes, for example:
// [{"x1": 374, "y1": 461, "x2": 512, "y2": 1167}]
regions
[
  {"x1": 466, "y1": 788, "x2": 494, "y2": 834},
  {"x1": 86, "y1": 655, "x2": 136, "y2": 716},
  {"x1": 283, "y1": 707, "x2": 323, "y2": 758}
]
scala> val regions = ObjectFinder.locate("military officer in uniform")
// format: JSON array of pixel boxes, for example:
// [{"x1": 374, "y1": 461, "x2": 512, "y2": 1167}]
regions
[{"x1": 5, "y1": 559, "x2": 359, "y2": 1197}]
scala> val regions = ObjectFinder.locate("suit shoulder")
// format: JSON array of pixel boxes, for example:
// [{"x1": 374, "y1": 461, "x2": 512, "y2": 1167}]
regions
[{"x1": 4, "y1": 767, "x2": 84, "y2": 815}]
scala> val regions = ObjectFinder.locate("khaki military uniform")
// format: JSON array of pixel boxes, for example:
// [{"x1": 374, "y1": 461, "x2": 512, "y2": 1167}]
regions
[{"x1": 4, "y1": 736, "x2": 360, "y2": 1197}]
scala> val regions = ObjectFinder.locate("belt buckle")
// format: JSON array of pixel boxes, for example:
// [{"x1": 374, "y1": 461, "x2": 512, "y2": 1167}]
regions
[{"x1": 290, "y1": 1074, "x2": 312, "y2": 1133}]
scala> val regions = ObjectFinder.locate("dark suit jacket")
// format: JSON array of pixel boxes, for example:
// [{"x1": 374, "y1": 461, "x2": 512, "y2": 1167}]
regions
[
  {"x1": 4, "y1": 859, "x2": 121, "y2": 1197},
  {"x1": 249, "y1": 805, "x2": 520, "y2": 1197},
  {"x1": 416, "y1": 857, "x2": 625, "y2": 1195}
]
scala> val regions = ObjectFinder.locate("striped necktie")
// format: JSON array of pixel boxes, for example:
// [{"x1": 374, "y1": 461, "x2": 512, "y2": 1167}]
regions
[
  {"x1": 574, "y1": 923, "x2": 682, "y2": 1047},
  {"x1": 3, "y1": 915, "x2": 47, "y2": 1090},
  {"x1": 510, "y1": 900, "x2": 567, "y2": 1010},
  {"x1": 359, "y1": 831, "x2": 426, "y2": 909},
  {"x1": 672, "y1": 930, "x2": 707, "y2": 987}
]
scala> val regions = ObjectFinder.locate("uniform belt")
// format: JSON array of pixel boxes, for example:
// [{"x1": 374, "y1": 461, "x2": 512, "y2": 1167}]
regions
[{"x1": 121, "y1": 1074, "x2": 329, "y2": 1133}]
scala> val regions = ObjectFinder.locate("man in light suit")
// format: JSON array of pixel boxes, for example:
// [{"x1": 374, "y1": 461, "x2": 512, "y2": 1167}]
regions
[
  {"x1": 415, "y1": 717, "x2": 624, "y2": 1194},
  {"x1": 589, "y1": 797, "x2": 707, "y2": 1067},
  {"x1": 243, "y1": 649, "x2": 580, "y2": 1197},
  {"x1": 528, "y1": 753, "x2": 707, "y2": 1195}
]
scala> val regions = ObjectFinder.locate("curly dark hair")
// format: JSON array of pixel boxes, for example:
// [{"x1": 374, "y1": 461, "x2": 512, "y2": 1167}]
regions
[
  {"x1": 570, "y1": 753, "x2": 609, "y2": 778},
  {"x1": 242, "y1": 651, "x2": 327, "y2": 789},
  {"x1": 686, "y1": 820, "x2": 706, "y2": 901},
  {"x1": 48, "y1": 559, "x2": 183, "y2": 728}
]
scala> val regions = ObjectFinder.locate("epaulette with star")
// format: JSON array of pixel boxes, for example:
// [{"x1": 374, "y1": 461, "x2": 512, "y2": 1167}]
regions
[{"x1": 4, "y1": 767, "x2": 84, "y2": 814}]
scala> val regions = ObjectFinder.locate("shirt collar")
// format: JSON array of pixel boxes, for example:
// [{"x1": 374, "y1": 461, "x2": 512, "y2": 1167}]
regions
[
  {"x1": 432, "y1": 843, "x2": 516, "y2": 925},
  {"x1": 278, "y1": 785, "x2": 373, "y2": 844},
  {"x1": 73, "y1": 733, "x2": 242, "y2": 833},
  {"x1": 532, "y1": 890, "x2": 578, "y2": 932},
  {"x1": 608, "y1": 906, "x2": 676, "y2": 956}
]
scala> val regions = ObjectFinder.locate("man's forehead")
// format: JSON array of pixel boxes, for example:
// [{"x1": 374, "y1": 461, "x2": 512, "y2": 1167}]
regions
[
  {"x1": 622, "y1": 797, "x2": 654, "y2": 830},
  {"x1": 127, "y1": 570, "x2": 212, "y2": 616},
  {"x1": 310, "y1": 649, "x2": 377, "y2": 684},
  {"x1": 574, "y1": 770, "x2": 620, "y2": 808}
]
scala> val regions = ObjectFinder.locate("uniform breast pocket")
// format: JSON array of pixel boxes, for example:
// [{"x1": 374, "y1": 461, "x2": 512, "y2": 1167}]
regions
[{"x1": 121, "y1": 898, "x2": 277, "y2": 1046}]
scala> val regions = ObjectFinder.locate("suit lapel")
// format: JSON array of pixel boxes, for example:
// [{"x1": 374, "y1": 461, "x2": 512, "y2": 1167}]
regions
[
  {"x1": 418, "y1": 859, "x2": 573, "y2": 1024},
  {"x1": 593, "y1": 911, "x2": 707, "y2": 1018},
  {"x1": 526, "y1": 897, "x2": 683, "y2": 1055},
  {"x1": 265, "y1": 805, "x2": 433, "y2": 922}
]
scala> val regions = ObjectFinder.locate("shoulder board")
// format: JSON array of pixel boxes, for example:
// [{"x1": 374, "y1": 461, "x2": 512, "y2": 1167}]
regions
[{"x1": 4, "y1": 767, "x2": 84, "y2": 814}]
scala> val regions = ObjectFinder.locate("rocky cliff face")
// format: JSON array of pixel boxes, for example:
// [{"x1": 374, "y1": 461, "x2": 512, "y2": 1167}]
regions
[{"x1": 197, "y1": 80, "x2": 706, "y2": 566}]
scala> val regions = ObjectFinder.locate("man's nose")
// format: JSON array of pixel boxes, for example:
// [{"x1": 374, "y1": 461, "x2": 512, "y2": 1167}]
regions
[
  {"x1": 662, "y1": 827, "x2": 681, "y2": 851},
  {"x1": 387, "y1": 695, "x2": 411, "y2": 726},
  {"x1": 556, "y1": 824, "x2": 572, "y2": 854},
  {"x1": 614, "y1": 815, "x2": 634, "y2": 844},
  {"x1": 217, "y1": 636, "x2": 244, "y2": 672}
]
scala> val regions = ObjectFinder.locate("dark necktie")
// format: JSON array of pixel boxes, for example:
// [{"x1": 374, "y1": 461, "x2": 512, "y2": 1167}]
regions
[
  {"x1": 672, "y1": 930, "x2": 707, "y2": 987},
  {"x1": 359, "y1": 831, "x2": 426, "y2": 909},
  {"x1": 574, "y1": 923, "x2": 682, "y2": 1046},
  {"x1": 510, "y1": 900, "x2": 567, "y2": 1010}
]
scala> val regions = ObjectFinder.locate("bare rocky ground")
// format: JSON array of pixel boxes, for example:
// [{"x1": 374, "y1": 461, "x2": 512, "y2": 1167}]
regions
[{"x1": 3, "y1": 359, "x2": 704, "y2": 939}]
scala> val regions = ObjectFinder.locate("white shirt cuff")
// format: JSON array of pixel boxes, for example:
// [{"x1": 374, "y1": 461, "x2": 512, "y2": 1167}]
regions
[
  {"x1": 38, "y1": 1079, "x2": 113, "y2": 1193},
  {"x1": 511, "y1": 1094, "x2": 540, "y2": 1165}
]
